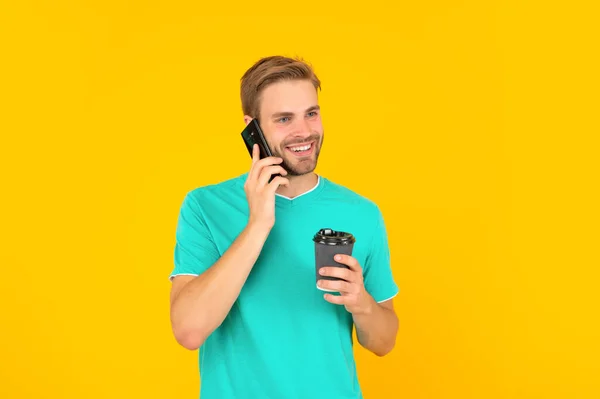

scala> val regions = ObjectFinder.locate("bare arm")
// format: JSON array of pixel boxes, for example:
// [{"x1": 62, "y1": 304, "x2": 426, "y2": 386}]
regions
[
  {"x1": 352, "y1": 298, "x2": 398, "y2": 356},
  {"x1": 169, "y1": 221, "x2": 271, "y2": 350},
  {"x1": 169, "y1": 144, "x2": 289, "y2": 350}
]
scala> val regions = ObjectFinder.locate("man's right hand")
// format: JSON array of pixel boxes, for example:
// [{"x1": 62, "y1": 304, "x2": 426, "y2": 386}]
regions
[{"x1": 243, "y1": 144, "x2": 290, "y2": 231}]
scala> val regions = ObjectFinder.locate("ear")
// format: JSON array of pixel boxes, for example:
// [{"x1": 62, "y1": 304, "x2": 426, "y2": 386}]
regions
[{"x1": 243, "y1": 115, "x2": 253, "y2": 125}]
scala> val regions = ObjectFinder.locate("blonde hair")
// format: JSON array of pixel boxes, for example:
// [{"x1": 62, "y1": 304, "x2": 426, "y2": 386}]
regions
[{"x1": 240, "y1": 55, "x2": 321, "y2": 119}]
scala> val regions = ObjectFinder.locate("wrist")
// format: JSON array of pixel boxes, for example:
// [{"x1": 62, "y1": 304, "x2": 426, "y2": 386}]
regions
[
  {"x1": 246, "y1": 219, "x2": 272, "y2": 239},
  {"x1": 352, "y1": 291, "x2": 377, "y2": 317}
]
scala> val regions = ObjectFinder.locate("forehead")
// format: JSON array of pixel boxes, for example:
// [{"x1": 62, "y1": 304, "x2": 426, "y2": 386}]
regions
[{"x1": 259, "y1": 79, "x2": 318, "y2": 116}]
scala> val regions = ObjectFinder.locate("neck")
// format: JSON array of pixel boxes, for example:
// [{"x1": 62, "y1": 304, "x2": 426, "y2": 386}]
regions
[{"x1": 276, "y1": 172, "x2": 318, "y2": 199}]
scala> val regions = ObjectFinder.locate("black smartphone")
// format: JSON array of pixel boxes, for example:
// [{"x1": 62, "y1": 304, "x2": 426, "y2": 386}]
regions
[
  {"x1": 241, "y1": 119, "x2": 281, "y2": 181},
  {"x1": 241, "y1": 119, "x2": 275, "y2": 159}
]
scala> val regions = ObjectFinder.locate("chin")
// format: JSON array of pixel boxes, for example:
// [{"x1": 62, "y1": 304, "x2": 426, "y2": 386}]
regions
[
  {"x1": 285, "y1": 160, "x2": 317, "y2": 176},
  {"x1": 279, "y1": 142, "x2": 322, "y2": 176}
]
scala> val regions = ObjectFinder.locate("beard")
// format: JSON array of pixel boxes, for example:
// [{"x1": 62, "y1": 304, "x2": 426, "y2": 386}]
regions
[{"x1": 272, "y1": 133, "x2": 323, "y2": 177}]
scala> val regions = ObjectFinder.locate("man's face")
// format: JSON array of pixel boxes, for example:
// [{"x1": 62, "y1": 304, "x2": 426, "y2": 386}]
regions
[{"x1": 249, "y1": 79, "x2": 324, "y2": 176}]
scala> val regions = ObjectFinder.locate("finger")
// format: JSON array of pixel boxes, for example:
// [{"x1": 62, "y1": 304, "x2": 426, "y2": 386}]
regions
[
  {"x1": 317, "y1": 278, "x2": 355, "y2": 294},
  {"x1": 334, "y1": 254, "x2": 362, "y2": 273},
  {"x1": 323, "y1": 293, "x2": 349, "y2": 305},
  {"x1": 318, "y1": 267, "x2": 356, "y2": 282},
  {"x1": 255, "y1": 156, "x2": 283, "y2": 170},
  {"x1": 258, "y1": 165, "x2": 287, "y2": 188},
  {"x1": 247, "y1": 144, "x2": 260, "y2": 182},
  {"x1": 252, "y1": 144, "x2": 259, "y2": 165},
  {"x1": 248, "y1": 155, "x2": 281, "y2": 184},
  {"x1": 252, "y1": 156, "x2": 283, "y2": 177},
  {"x1": 267, "y1": 176, "x2": 290, "y2": 194}
]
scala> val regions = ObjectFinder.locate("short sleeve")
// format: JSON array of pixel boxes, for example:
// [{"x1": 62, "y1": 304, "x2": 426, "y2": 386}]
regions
[
  {"x1": 362, "y1": 206, "x2": 399, "y2": 303},
  {"x1": 169, "y1": 192, "x2": 221, "y2": 281}
]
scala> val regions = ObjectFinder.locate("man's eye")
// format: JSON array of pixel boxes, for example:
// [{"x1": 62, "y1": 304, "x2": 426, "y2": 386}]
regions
[
  {"x1": 307, "y1": 111, "x2": 318, "y2": 117},
  {"x1": 278, "y1": 117, "x2": 290, "y2": 123}
]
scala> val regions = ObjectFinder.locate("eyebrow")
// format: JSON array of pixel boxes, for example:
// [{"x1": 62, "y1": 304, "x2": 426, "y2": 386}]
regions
[{"x1": 271, "y1": 105, "x2": 320, "y2": 119}]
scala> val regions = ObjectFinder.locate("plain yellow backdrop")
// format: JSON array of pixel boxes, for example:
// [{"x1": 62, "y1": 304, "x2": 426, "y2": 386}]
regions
[{"x1": 1, "y1": 1, "x2": 598, "y2": 398}]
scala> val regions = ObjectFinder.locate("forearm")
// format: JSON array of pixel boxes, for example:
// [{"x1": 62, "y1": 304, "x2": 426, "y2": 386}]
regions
[
  {"x1": 170, "y1": 222, "x2": 270, "y2": 349},
  {"x1": 353, "y1": 295, "x2": 399, "y2": 356}
]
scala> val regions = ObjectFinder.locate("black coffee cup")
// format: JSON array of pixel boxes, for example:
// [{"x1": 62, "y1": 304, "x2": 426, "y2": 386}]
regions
[{"x1": 313, "y1": 228, "x2": 356, "y2": 292}]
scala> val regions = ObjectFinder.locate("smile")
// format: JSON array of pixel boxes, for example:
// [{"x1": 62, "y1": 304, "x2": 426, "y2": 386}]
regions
[{"x1": 285, "y1": 141, "x2": 315, "y2": 157}]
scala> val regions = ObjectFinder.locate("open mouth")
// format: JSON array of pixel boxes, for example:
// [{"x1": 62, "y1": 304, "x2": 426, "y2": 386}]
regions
[{"x1": 285, "y1": 141, "x2": 315, "y2": 157}]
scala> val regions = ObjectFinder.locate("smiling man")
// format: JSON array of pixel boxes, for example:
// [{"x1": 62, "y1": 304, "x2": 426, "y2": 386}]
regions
[{"x1": 168, "y1": 56, "x2": 399, "y2": 399}]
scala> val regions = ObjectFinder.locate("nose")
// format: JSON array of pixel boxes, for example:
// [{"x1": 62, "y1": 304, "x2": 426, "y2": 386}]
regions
[{"x1": 291, "y1": 118, "x2": 312, "y2": 138}]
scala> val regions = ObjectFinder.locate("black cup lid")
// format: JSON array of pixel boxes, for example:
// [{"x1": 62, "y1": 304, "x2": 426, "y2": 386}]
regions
[{"x1": 313, "y1": 228, "x2": 356, "y2": 245}]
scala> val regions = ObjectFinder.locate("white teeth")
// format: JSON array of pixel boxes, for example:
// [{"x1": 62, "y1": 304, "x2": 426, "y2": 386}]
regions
[{"x1": 290, "y1": 143, "x2": 311, "y2": 152}]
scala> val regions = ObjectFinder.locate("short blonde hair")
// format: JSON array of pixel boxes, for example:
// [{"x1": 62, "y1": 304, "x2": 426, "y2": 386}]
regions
[{"x1": 240, "y1": 56, "x2": 321, "y2": 119}]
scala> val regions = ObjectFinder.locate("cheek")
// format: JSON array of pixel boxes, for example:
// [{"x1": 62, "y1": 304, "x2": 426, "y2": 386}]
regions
[
  {"x1": 308, "y1": 117, "x2": 323, "y2": 131},
  {"x1": 270, "y1": 132, "x2": 288, "y2": 149}
]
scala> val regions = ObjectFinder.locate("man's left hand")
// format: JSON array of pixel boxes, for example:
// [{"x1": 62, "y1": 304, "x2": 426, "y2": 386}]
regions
[{"x1": 317, "y1": 254, "x2": 374, "y2": 315}]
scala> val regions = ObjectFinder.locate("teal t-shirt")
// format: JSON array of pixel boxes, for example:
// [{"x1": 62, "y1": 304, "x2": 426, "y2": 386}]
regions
[{"x1": 170, "y1": 173, "x2": 399, "y2": 399}]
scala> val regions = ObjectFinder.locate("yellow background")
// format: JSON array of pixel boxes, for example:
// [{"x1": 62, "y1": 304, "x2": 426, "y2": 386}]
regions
[{"x1": 1, "y1": 1, "x2": 598, "y2": 398}]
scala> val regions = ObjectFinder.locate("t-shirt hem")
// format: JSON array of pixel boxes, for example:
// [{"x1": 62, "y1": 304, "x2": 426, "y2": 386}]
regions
[
  {"x1": 374, "y1": 288, "x2": 399, "y2": 303},
  {"x1": 169, "y1": 273, "x2": 199, "y2": 282}
]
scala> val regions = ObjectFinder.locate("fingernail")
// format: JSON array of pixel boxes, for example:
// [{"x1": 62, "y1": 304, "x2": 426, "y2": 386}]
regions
[
  {"x1": 319, "y1": 268, "x2": 326, "y2": 275},
  {"x1": 335, "y1": 255, "x2": 341, "y2": 261}
]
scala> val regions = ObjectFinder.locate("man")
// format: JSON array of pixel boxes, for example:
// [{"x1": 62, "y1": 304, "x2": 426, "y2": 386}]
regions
[{"x1": 169, "y1": 56, "x2": 399, "y2": 399}]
